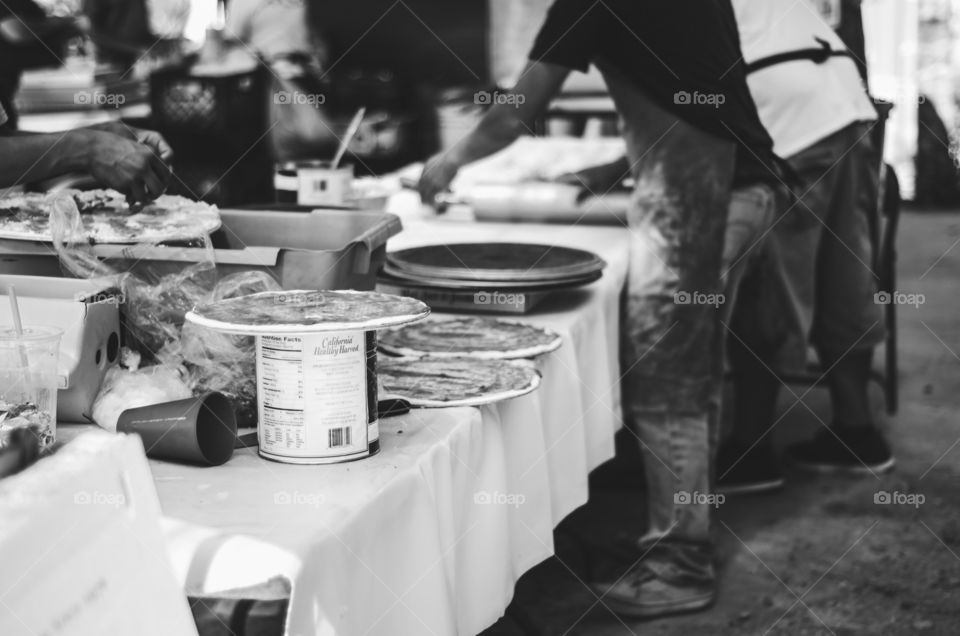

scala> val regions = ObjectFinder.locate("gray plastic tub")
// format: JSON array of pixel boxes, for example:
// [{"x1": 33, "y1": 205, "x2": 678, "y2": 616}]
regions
[{"x1": 0, "y1": 208, "x2": 402, "y2": 291}]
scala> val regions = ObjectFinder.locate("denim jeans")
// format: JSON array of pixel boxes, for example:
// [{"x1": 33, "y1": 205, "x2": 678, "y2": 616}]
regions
[
  {"x1": 625, "y1": 184, "x2": 779, "y2": 553},
  {"x1": 733, "y1": 122, "x2": 885, "y2": 369},
  {"x1": 604, "y1": 66, "x2": 780, "y2": 574}
]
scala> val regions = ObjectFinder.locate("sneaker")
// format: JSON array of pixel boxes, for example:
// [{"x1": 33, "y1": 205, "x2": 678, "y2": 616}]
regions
[
  {"x1": 716, "y1": 441, "x2": 785, "y2": 495},
  {"x1": 593, "y1": 559, "x2": 716, "y2": 618},
  {"x1": 785, "y1": 426, "x2": 895, "y2": 474}
]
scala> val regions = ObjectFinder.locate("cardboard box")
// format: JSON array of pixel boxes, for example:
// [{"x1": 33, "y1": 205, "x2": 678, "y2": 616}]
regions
[{"x1": 0, "y1": 275, "x2": 120, "y2": 423}]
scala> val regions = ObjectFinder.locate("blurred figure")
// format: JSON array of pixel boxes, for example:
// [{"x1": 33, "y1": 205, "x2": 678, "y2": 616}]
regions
[
  {"x1": 0, "y1": 0, "x2": 87, "y2": 128},
  {"x1": 720, "y1": 0, "x2": 890, "y2": 492},
  {"x1": 224, "y1": 0, "x2": 336, "y2": 160}
]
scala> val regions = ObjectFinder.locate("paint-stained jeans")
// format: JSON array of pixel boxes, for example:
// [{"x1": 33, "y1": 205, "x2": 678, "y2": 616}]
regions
[
  {"x1": 602, "y1": 65, "x2": 779, "y2": 576},
  {"x1": 624, "y1": 183, "x2": 779, "y2": 554}
]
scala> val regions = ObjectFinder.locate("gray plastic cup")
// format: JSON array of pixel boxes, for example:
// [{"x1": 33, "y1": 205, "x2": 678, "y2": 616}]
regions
[{"x1": 117, "y1": 392, "x2": 237, "y2": 466}]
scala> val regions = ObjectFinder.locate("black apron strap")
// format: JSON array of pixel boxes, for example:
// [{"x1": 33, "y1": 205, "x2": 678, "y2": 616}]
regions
[{"x1": 746, "y1": 37, "x2": 854, "y2": 74}]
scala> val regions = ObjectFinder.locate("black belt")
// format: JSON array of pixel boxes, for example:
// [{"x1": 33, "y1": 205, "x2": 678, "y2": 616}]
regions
[{"x1": 746, "y1": 37, "x2": 854, "y2": 74}]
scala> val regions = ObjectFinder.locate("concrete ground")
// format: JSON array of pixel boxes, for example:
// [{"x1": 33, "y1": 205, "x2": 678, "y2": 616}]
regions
[{"x1": 481, "y1": 209, "x2": 960, "y2": 636}]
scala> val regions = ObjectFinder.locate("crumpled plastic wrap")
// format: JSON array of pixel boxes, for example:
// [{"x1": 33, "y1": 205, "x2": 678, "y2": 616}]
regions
[
  {"x1": 91, "y1": 363, "x2": 193, "y2": 433},
  {"x1": 50, "y1": 193, "x2": 218, "y2": 357},
  {"x1": 50, "y1": 193, "x2": 278, "y2": 429},
  {"x1": 161, "y1": 272, "x2": 281, "y2": 426}
]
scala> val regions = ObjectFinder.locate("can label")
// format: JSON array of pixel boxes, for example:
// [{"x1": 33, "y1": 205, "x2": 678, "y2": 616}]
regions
[
  {"x1": 256, "y1": 330, "x2": 370, "y2": 462},
  {"x1": 273, "y1": 173, "x2": 299, "y2": 192},
  {"x1": 297, "y1": 166, "x2": 353, "y2": 206}
]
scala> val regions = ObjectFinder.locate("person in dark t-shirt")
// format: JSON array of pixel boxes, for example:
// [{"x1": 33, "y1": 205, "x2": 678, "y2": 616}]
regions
[
  {"x1": 419, "y1": 0, "x2": 787, "y2": 618},
  {"x1": 525, "y1": 0, "x2": 780, "y2": 187}
]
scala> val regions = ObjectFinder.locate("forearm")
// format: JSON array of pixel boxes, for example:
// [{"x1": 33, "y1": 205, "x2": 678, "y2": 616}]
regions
[
  {"x1": 418, "y1": 61, "x2": 569, "y2": 203},
  {"x1": 0, "y1": 129, "x2": 91, "y2": 187},
  {"x1": 445, "y1": 105, "x2": 529, "y2": 168}
]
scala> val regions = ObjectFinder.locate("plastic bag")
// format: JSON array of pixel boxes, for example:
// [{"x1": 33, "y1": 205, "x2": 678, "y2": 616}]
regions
[
  {"x1": 91, "y1": 364, "x2": 193, "y2": 433},
  {"x1": 50, "y1": 193, "x2": 218, "y2": 358},
  {"x1": 49, "y1": 193, "x2": 278, "y2": 429},
  {"x1": 163, "y1": 272, "x2": 281, "y2": 427}
]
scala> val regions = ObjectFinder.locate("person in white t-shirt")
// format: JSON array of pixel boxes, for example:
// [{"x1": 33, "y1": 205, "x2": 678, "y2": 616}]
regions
[
  {"x1": 720, "y1": 0, "x2": 892, "y2": 492},
  {"x1": 222, "y1": 0, "x2": 336, "y2": 160}
]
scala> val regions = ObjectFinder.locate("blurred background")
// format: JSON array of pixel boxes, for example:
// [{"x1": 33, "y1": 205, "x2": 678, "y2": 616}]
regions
[{"x1": 5, "y1": 0, "x2": 960, "y2": 207}]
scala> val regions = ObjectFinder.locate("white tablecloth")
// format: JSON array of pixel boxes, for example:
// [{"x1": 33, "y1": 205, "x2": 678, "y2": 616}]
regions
[{"x1": 74, "y1": 219, "x2": 631, "y2": 636}]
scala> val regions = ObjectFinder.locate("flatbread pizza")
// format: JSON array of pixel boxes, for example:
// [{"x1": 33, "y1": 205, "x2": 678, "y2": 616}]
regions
[
  {"x1": 0, "y1": 188, "x2": 221, "y2": 244},
  {"x1": 185, "y1": 289, "x2": 430, "y2": 334},
  {"x1": 378, "y1": 357, "x2": 541, "y2": 407},
  {"x1": 378, "y1": 315, "x2": 562, "y2": 359}
]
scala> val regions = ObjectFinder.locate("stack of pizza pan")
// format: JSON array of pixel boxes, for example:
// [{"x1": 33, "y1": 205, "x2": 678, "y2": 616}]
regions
[{"x1": 377, "y1": 243, "x2": 606, "y2": 314}]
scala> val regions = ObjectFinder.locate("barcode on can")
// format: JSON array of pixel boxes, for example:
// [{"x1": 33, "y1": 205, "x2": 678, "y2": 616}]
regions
[
  {"x1": 328, "y1": 427, "x2": 352, "y2": 448},
  {"x1": 310, "y1": 178, "x2": 327, "y2": 193}
]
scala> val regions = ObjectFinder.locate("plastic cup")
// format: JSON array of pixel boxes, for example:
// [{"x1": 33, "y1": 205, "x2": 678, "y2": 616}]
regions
[
  {"x1": 117, "y1": 392, "x2": 237, "y2": 466},
  {"x1": 0, "y1": 326, "x2": 61, "y2": 450}
]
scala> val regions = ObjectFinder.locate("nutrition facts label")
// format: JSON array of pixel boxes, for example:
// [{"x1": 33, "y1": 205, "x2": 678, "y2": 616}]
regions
[{"x1": 257, "y1": 332, "x2": 369, "y2": 461}]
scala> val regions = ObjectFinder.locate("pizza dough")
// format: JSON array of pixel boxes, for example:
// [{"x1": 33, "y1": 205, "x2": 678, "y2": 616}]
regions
[
  {"x1": 0, "y1": 189, "x2": 221, "y2": 243},
  {"x1": 378, "y1": 315, "x2": 562, "y2": 359},
  {"x1": 378, "y1": 357, "x2": 541, "y2": 407},
  {"x1": 185, "y1": 289, "x2": 430, "y2": 334}
]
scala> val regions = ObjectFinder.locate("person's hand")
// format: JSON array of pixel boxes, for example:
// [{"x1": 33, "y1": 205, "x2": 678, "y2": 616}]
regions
[
  {"x1": 87, "y1": 122, "x2": 174, "y2": 163},
  {"x1": 81, "y1": 130, "x2": 172, "y2": 204},
  {"x1": 71, "y1": 15, "x2": 91, "y2": 36},
  {"x1": 418, "y1": 152, "x2": 460, "y2": 207},
  {"x1": 131, "y1": 128, "x2": 174, "y2": 163}
]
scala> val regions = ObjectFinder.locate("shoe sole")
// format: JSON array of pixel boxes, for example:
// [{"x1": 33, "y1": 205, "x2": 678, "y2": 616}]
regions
[
  {"x1": 600, "y1": 591, "x2": 716, "y2": 619},
  {"x1": 788, "y1": 456, "x2": 895, "y2": 475},
  {"x1": 716, "y1": 478, "x2": 785, "y2": 496}
]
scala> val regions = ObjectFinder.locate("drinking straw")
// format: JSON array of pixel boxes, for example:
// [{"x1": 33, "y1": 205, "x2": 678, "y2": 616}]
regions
[
  {"x1": 332, "y1": 107, "x2": 366, "y2": 169},
  {"x1": 8, "y1": 286, "x2": 29, "y2": 368}
]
